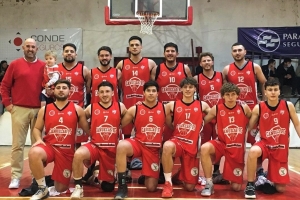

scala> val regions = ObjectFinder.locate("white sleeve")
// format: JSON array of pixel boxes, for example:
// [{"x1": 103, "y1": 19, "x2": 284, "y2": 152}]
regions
[{"x1": 46, "y1": 72, "x2": 60, "y2": 86}]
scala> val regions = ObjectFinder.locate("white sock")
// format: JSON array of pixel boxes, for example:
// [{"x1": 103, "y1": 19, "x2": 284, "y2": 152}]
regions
[
  {"x1": 164, "y1": 173, "x2": 172, "y2": 185},
  {"x1": 36, "y1": 177, "x2": 46, "y2": 187}
]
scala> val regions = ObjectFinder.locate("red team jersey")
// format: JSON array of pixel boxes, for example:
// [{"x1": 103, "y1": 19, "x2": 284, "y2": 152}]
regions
[
  {"x1": 43, "y1": 102, "x2": 78, "y2": 155},
  {"x1": 155, "y1": 63, "x2": 187, "y2": 103},
  {"x1": 172, "y1": 100, "x2": 203, "y2": 156},
  {"x1": 216, "y1": 103, "x2": 248, "y2": 163},
  {"x1": 258, "y1": 100, "x2": 290, "y2": 162},
  {"x1": 227, "y1": 61, "x2": 257, "y2": 109},
  {"x1": 134, "y1": 102, "x2": 166, "y2": 148},
  {"x1": 90, "y1": 102, "x2": 121, "y2": 153},
  {"x1": 121, "y1": 58, "x2": 150, "y2": 108},
  {"x1": 91, "y1": 67, "x2": 119, "y2": 103},
  {"x1": 198, "y1": 71, "x2": 223, "y2": 107},
  {"x1": 57, "y1": 63, "x2": 85, "y2": 107}
]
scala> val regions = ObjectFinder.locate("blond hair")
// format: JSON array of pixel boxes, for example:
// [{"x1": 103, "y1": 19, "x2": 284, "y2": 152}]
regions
[{"x1": 44, "y1": 50, "x2": 57, "y2": 59}]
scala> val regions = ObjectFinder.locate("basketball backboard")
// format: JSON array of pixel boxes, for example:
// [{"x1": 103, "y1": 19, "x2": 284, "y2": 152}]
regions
[{"x1": 105, "y1": 0, "x2": 192, "y2": 25}]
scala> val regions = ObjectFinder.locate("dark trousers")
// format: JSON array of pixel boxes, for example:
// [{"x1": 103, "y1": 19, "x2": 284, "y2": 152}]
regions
[
  {"x1": 295, "y1": 76, "x2": 300, "y2": 94},
  {"x1": 279, "y1": 77, "x2": 296, "y2": 94}
]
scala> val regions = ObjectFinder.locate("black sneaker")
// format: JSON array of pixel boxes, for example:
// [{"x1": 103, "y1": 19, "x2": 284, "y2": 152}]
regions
[
  {"x1": 244, "y1": 185, "x2": 256, "y2": 199},
  {"x1": 137, "y1": 175, "x2": 145, "y2": 185},
  {"x1": 114, "y1": 184, "x2": 128, "y2": 199},
  {"x1": 212, "y1": 170, "x2": 229, "y2": 184}
]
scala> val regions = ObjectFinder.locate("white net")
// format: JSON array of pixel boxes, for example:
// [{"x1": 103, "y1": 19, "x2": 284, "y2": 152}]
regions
[{"x1": 136, "y1": 11, "x2": 159, "y2": 35}]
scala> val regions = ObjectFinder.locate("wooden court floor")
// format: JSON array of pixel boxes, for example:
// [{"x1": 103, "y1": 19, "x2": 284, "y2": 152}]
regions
[{"x1": 0, "y1": 146, "x2": 299, "y2": 199}]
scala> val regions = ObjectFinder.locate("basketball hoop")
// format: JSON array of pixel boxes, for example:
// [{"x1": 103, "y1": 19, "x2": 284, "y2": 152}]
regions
[{"x1": 136, "y1": 11, "x2": 159, "y2": 35}]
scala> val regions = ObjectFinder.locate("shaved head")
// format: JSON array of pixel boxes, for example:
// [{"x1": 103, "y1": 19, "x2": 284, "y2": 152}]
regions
[
  {"x1": 22, "y1": 38, "x2": 38, "y2": 62},
  {"x1": 23, "y1": 38, "x2": 36, "y2": 46}
]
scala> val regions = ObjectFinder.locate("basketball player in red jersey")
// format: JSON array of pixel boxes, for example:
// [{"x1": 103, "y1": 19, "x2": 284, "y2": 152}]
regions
[
  {"x1": 151, "y1": 42, "x2": 192, "y2": 103},
  {"x1": 150, "y1": 42, "x2": 192, "y2": 183},
  {"x1": 114, "y1": 81, "x2": 170, "y2": 199},
  {"x1": 200, "y1": 82, "x2": 251, "y2": 197},
  {"x1": 193, "y1": 52, "x2": 223, "y2": 185},
  {"x1": 116, "y1": 36, "x2": 156, "y2": 183},
  {"x1": 161, "y1": 77, "x2": 210, "y2": 198},
  {"x1": 71, "y1": 81, "x2": 126, "y2": 199},
  {"x1": 57, "y1": 43, "x2": 91, "y2": 144},
  {"x1": 222, "y1": 42, "x2": 266, "y2": 144},
  {"x1": 91, "y1": 46, "x2": 121, "y2": 103},
  {"x1": 116, "y1": 36, "x2": 156, "y2": 136},
  {"x1": 28, "y1": 79, "x2": 90, "y2": 200},
  {"x1": 245, "y1": 78, "x2": 300, "y2": 199}
]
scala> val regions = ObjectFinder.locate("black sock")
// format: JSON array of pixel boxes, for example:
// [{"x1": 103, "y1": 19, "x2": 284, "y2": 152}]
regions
[
  {"x1": 86, "y1": 162, "x2": 96, "y2": 176},
  {"x1": 159, "y1": 163, "x2": 164, "y2": 176},
  {"x1": 74, "y1": 178, "x2": 83, "y2": 187},
  {"x1": 213, "y1": 164, "x2": 219, "y2": 173},
  {"x1": 126, "y1": 161, "x2": 131, "y2": 170},
  {"x1": 247, "y1": 181, "x2": 255, "y2": 186},
  {"x1": 118, "y1": 172, "x2": 126, "y2": 185}
]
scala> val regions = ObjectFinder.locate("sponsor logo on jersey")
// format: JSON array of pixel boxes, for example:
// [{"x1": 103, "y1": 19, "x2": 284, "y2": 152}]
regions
[
  {"x1": 203, "y1": 91, "x2": 221, "y2": 106},
  {"x1": 176, "y1": 120, "x2": 196, "y2": 136},
  {"x1": 141, "y1": 123, "x2": 161, "y2": 140},
  {"x1": 236, "y1": 83, "x2": 252, "y2": 99},
  {"x1": 49, "y1": 125, "x2": 72, "y2": 142},
  {"x1": 266, "y1": 125, "x2": 286, "y2": 143},
  {"x1": 161, "y1": 84, "x2": 181, "y2": 99},
  {"x1": 223, "y1": 124, "x2": 243, "y2": 141},
  {"x1": 125, "y1": 77, "x2": 145, "y2": 92},
  {"x1": 96, "y1": 123, "x2": 117, "y2": 141}
]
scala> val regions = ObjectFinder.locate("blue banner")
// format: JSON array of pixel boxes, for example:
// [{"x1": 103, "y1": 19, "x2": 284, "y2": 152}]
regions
[{"x1": 238, "y1": 27, "x2": 300, "y2": 55}]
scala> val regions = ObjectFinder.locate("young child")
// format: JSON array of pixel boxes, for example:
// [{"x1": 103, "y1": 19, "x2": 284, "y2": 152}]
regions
[{"x1": 40, "y1": 50, "x2": 60, "y2": 107}]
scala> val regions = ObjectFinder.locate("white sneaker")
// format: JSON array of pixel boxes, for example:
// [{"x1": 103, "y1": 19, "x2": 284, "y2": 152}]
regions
[
  {"x1": 201, "y1": 183, "x2": 214, "y2": 196},
  {"x1": 71, "y1": 184, "x2": 83, "y2": 199},
  {"x1": 8, "y1": 178, "x2": 20, "y2": 189},
  {"x1": 198, "y1": 176, "x2": 206, "y2": 186},
  {"x1": 30, "y1": 186, "x2": 49, "y2": 200}
]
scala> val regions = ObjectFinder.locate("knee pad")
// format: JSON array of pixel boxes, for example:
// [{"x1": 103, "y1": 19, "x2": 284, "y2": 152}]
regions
[{"x1": 101, "y1": 181, "x2": 115, "y2": 192}]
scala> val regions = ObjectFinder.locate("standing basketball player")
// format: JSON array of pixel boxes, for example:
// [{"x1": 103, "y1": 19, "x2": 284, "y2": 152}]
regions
[
  {"x1": 57, "y1": 43, "x2": 91, "y2": 144},
  {"x1": 200, "y1": 82, "x2": 251, "y2": 197},
  {"x1": 161, "y1": 77, "x2": 210, "y2": 198},
  {"x1": 114, "y1": 81, "x2": 169, "y2": 199},
  {"x1": 222, "y1": 42, "x2": 266, "y2": 144},
  {"x1": 91, "y1": 46, "x2": 121, "y2": 103},
  {"x1": 116, "y1": 36, "x2": 156, "y2": 136},
  {"x1": 151, "y1": 42, "x2": 192, "y2": 140},
  {"x1": 245, "y1": 78, "x2": 300, "y2": 199},
  {"x1": 28, "y1": 79, "x2": 89, "y2": 200},
  {"x1": 193, "y1": 52, "x2": 223, "y2": 185},
  {"x1": 71, "y1": 81, "x2": 126, "y2": 198}
]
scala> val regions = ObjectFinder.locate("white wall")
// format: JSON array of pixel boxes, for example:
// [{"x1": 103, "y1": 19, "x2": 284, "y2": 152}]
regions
[
  {"x1": 0, "y1": 112, "x2": 31, "y2": 145},
  {"x1": 0, "y1": 0, "x2": 299, "y2": 71}
]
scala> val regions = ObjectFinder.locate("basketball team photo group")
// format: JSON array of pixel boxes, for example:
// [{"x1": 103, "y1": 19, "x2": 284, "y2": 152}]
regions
[{"x1": 0, "y1": 0, "x2": 300, "y2": 200}]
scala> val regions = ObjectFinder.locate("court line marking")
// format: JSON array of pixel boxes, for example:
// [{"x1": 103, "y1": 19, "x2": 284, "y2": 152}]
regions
[
  {"x1": 0, "y1": 158, "x2": 28, "y2": 170},
  {"x1": 288, "y1": 165, "x2": 300, "y2": 175}
]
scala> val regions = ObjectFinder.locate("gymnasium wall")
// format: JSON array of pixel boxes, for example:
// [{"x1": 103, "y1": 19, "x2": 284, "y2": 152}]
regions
[{"x1": 0, "y1": 0, "x2": 299, "y2": 72}]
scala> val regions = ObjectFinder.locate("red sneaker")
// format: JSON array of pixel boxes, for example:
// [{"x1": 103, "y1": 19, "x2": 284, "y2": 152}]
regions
[{"x1": 162, "y1": 181, "x2": 173, "y2": 198}]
